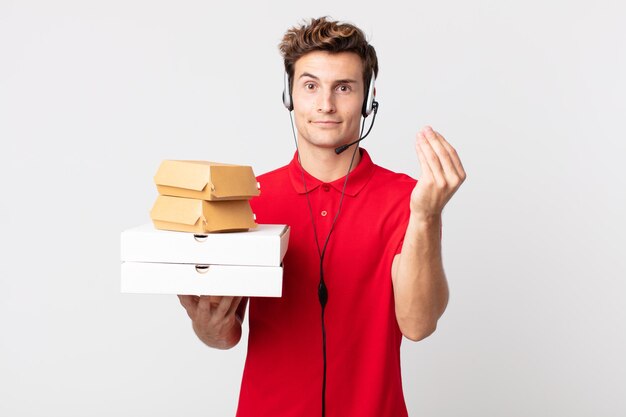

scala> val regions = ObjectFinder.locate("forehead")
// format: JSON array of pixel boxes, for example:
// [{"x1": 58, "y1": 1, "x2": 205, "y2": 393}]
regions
[{"x1": 293, "y1": 51, "x2": 364, "y2": 82}]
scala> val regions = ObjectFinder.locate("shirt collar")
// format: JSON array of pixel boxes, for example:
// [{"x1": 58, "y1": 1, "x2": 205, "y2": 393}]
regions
[{"x1": 288, "y1": 148, "x2": 376, "y2": 197}]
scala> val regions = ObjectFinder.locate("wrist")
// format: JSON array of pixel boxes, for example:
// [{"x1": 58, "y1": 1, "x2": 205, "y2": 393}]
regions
[
  {"x1": 194, "y1": 320, "x2": 241, "y2": 350},
  {"x1": 408, "y1": 211, "x2": 442, "y2": 228}
]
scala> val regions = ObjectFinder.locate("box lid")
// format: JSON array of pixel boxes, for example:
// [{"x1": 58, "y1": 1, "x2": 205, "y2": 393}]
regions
[{"x1": 154, "y1": 160, "x2": 260, "y2": 200}]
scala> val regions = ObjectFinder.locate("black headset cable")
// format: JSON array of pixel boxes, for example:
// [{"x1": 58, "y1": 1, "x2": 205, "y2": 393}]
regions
[{"x1": 289, "y1": 112, "x2": 365, "y2": 417}]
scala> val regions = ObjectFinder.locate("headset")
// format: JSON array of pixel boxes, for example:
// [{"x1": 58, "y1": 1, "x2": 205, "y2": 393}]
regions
[{"x1": 282, "y1": 66, "x2": 379, "y2": 417}]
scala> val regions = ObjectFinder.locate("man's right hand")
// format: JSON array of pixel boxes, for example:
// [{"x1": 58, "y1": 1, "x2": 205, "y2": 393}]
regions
[{"x1": 178, "y1": 295, "x2": 243, "y2": 350}]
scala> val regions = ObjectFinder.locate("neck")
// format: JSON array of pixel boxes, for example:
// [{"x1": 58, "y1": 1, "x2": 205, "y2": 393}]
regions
[{"x1": 296, "y1": 140, "x2": 362, "y2": 183}]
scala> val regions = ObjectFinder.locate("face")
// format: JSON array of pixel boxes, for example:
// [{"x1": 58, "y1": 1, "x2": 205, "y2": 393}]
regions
[{"x1": 291, "y1": 51, "x2": 365, "y2": 151}]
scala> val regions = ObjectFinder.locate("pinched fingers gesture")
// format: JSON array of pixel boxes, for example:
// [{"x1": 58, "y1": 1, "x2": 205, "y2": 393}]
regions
[{"x1": 411, "y1": 126, "x2": 466, "y2": 218}]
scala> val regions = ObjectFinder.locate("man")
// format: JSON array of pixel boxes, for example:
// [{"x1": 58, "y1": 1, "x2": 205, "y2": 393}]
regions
[{"x1": 178, "y1": 17, "x2": 465, "y2": 417}]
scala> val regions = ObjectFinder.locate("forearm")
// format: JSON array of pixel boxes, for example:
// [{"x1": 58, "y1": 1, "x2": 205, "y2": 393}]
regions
[{"x1": 392, "y1": 213, "x2": 449, "y2": 341}]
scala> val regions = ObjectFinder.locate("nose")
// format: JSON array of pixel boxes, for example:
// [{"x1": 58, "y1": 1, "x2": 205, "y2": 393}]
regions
[{"x1": 316, "y1": 89, "x2": 336, "y2": 113}]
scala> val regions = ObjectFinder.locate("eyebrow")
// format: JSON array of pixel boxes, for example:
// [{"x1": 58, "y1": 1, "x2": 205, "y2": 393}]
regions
[{"x1": 298, "y1": 72, "x2": 358, "y2": 84}]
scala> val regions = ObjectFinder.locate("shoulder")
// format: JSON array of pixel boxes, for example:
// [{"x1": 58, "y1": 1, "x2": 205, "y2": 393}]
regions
[
  {"x1": 369, "y1": 164, "x2": 417, "y2": 196},
  {"x1": 257, "y1": 164, "x2": 290, "y2": 180},
  {"x1": 250, "y1": 163, "x2": 293, "y2": 215},
  {"x1": 373, "y1": 164, "x2": 416, "y2": 184},
  {"x1": 256, "y1": 164, "x2": 290, "y2": 194}
]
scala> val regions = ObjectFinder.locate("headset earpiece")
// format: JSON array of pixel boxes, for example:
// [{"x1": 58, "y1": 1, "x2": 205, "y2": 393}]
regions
[
  {"x1": 362, "y1": 71, "x2": 376, "y2": 117},
  {"x1": 282, "y1": 72, "x2": 293, "y2": 111}
]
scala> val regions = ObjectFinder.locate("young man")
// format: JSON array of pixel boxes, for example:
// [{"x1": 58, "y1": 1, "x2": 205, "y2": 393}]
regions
[{"x1": 178, "y1": 17, "x2": 466, "y2": 417}]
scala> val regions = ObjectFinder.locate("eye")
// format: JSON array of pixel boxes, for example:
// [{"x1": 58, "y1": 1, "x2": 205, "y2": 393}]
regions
[
  {"x1": 305, "y1": 83, "x2": 316, "y2": 91},
  {"x1": 336, "y1": 84, "x2": 351, "y2": 93}
]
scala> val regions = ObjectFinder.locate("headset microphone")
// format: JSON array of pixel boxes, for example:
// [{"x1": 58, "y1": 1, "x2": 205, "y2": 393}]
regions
[{"x1": 334, "y1": 100, "x2": 379, "y2": 154}]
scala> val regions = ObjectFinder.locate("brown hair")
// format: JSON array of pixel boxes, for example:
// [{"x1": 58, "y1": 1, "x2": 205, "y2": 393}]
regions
[{"x1": 279, "y1": 17, "x2": 379, "y2": 94}]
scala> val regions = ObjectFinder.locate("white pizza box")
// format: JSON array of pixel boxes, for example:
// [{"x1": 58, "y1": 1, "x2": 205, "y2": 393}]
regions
[
  {"x1": 121, "y1": 223, "x2": 289, "y2": 267},
  {"x1": 121, "y1": 262, "x2": 282, "y2": 297}
]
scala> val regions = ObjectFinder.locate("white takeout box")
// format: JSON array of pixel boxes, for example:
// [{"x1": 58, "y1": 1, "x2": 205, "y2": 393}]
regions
[
  {"x1": 120, "y1": 224, "x2": 289, "y2": 297},
  {"x1": 121, "y1": 223, "x2": 289, "y2": 266},
  {"x1": 121, "y1": 262, "x2": 283, "y2": 297}
]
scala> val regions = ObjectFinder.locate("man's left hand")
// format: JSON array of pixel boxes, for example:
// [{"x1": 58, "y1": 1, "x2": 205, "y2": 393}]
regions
[{"x1": 411, "y1": 126, "x2": 466, "y2": 218}]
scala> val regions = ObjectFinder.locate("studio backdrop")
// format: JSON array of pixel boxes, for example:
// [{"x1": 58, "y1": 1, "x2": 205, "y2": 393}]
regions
[{"x1": 0, "y1": 1, "x2": 624, "y2": 416}]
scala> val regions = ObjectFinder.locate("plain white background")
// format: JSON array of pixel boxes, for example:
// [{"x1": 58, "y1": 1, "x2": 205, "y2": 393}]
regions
[{"x1": 1, "y1": 0, "x2": 624, "y2": 416}]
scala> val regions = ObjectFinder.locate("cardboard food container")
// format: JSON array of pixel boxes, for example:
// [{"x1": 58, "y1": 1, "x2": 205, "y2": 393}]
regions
[
  {"x1": 121, "y1": 262, "x2": 283, "y2": 297},
  {"x1": 154, "y1": 160, "x2": 260, "y2": 201},
  {"x1": 150, "y1": 195, "x2": 256, "y2": 233},
  {"x1": 120, "y1": 224, "x2": 290, "y2": 297},
  {"x1": 121, "y1": 224, "x2": 289, "y2": 267}
]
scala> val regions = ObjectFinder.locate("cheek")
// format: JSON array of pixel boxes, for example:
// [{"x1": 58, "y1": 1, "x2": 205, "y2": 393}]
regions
[
  {"x1": 293, "y1": 92, "x2": 314, "y2": 109},
  {"x1": 294, "y1": 101, "x2": 315, "y2": 120},
  {"x1": 342, "y1": 106, "x2": 363, "y2": 125},
  {"x1": 344, "y1": 97, "x2": 364, "y2": 118}
]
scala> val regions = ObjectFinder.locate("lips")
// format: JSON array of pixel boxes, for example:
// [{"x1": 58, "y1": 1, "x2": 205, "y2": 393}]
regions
[{"x1": 311, "y1": 120, "x2": 341, "y2": 125}]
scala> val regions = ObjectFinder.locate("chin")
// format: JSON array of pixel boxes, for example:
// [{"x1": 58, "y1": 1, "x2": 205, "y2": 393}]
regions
[
  {"x1": 298, "y1": 127, "x2": 359, "y2": 150},
  {"x1": 301, "y1": 135, "x2": 343, "y2": 149}
]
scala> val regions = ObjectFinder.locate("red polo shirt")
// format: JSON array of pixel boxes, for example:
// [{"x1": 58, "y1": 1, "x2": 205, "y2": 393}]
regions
[{"x1": 237, "y1": 149, "x2": 417, "y2": 417}]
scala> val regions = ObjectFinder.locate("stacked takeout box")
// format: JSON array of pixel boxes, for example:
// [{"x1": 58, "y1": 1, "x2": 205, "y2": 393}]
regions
[
  {"x1": 150, "y1": 160, "x2": 260, "y2": 233},
  {"x1": 120, "y1": 160, "x2": 289, "y2": 297}
]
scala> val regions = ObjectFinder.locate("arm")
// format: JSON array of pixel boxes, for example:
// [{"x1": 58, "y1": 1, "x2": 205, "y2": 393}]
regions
[
  {"x1": 391, "y1": 126, "x2": 466, "y2": 341},
  {"x1": 178, "y1": 295, "x2": 247, "y2": 350}
]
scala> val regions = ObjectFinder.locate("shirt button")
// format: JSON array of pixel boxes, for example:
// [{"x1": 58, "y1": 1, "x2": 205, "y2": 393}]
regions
[
  {"x1": 321, "y1": 210, "x2": 328, "y2": 217},
  {"x1": 322, "y1": 184, "x2": 330, "y2": 192}
]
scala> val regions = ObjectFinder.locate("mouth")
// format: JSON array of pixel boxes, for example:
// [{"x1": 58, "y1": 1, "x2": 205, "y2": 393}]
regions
[{"x1": 310, "y1": 120, "x2": 341, "y2": 126}]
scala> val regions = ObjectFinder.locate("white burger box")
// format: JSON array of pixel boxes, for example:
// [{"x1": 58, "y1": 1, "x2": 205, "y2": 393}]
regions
[{"x1": 120, "y1": 224, "x2": 289, "y2": 297}]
